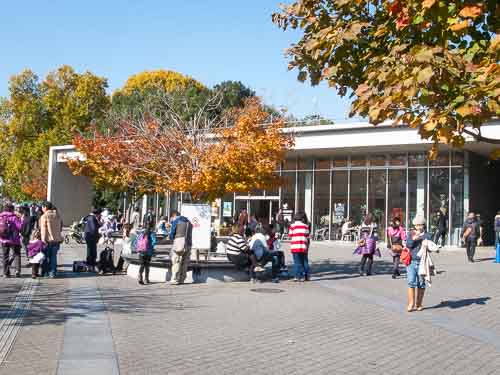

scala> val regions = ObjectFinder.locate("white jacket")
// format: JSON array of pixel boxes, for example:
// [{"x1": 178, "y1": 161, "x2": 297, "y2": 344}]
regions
[{"x1": 417, "y1": 239, "x2": 438, "y2": 286}]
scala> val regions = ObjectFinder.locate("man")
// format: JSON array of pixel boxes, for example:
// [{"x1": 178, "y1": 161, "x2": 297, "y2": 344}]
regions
[
  {"x1": 433, "y1": 209, "x2": 448, "y2": 248},
  {"x1": 495, "y1": 210, "x2": 500, "y2": 248},
  {"x1": 130, "y1": 206, "x2": 141, "y2": 231},
  {"x1": 84, "y1": 208, "x2": 101, "y2": 272},
  {"x1": 462, "y1": 211, "x2": 483, "y2": 262},
  {"x1": 40, "y1": 202, "x2": 64, "y2": 278},
  {"x1": 249, "y1": 227, "x2": 280, "y2": 283},
  {"x1": 0, "y1": 203, "x2": 22, "y2": 278},
  {"x1": 169, "y1": 210, "x2": 192, "y2": 285}
]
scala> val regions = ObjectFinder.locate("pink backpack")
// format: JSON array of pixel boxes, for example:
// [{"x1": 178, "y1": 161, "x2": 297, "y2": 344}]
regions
[{"x1": 136, "y1": 233, "x2": 149, "y2": 253}]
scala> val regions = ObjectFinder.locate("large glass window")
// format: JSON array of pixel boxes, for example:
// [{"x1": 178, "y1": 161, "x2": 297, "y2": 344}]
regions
[
  {"x1": 281, "y1": 172, "x2": 296, "y2": 213},
  {"x1": 390, "y1": 154, "x2": 407, "y2": 167},
  {"x1": 451, "y1": 168, "x2": 464, "y2": 245},
  {"x1": 333, "y1": 157, "x2": 348, "y2": 168},
  {"x1": 388, "y1": 169, "x2": 406, "y2": 228},
  {"x1": 315, "y1": 159, "x2": 331, "y2": 170},
  {"x1": 331, "y1": 171, "x2": 348, "y2": 239},
  {"x1": 408, "y1": 169, "x2": 427, "y2": 226},
  {"x1": 351, "y1": 156, "x2": 367, "y2": 168},
  {"x1": 313, "y1": 171, "x2": 331, "y2": 237},
  {"x1": 368, "y1": 170, "x2": 386, "y2": 238},
  {"x1": 409, "y1": 153, "x2": 427, "y2": 167},
  {"x1": 429, "y1": 168, "x2": 450, "y2": 236},
  {"x1": 370, "y1": 155, "x2": 387, "y2": 167},
  {"x1": 350, "y1": 170, "x2": 367, "y2": 225}
]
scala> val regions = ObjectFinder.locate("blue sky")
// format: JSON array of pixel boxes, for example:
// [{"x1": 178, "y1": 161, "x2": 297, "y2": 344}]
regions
[{"x1": 0, "y1": 0, "x2": 353, "y2": 120}]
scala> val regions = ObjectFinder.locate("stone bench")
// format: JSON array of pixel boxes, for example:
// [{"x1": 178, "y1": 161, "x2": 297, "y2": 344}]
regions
[{"x1": 124, "y1": 253, "x2": 251, "y2": 284}]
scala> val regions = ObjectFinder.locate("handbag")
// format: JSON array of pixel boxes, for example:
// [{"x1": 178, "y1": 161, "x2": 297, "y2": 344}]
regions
[{"x1": 401, "y1": 247, "x2": 412, "y2": 266}]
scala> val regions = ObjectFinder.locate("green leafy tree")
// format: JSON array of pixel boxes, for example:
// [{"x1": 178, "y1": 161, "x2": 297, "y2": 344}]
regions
[
  {"x1": 273, "y1": 0, "x2": 500, "y2": 158},
  {"x1": 0, "y1": 65, "x2": 110, "y2": 200},
  {"x1": 213, "y1": 80, "x2": 256, "y2": 110}
]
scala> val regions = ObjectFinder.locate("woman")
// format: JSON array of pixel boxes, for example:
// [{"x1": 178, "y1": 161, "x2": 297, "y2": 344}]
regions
[
  {"x1": 289, "y1": 212, "x2": 310, "y2": 282},
  {"x1": 387, "y1": 217, "x2": 406, "y2": 279},
  {"x1": 406, "y1": 215, "x2": 431, "y2": 312},
  {"x1": 354, "y1": 213, "x2": 381, "y2": 276}
]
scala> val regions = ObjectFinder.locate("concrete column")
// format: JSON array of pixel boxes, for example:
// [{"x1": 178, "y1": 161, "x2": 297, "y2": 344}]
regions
[
  {"x1": 305, "y1": 172, "x2": 312, "y2": 223},
  {"x1": 416, "y1": 169, "x2": 426, "y2": 217}
]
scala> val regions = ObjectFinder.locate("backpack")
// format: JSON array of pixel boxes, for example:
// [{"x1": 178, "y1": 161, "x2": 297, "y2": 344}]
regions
[
  {"x1": 136, "y1": 233, "x2": 150, "y2": 253},
  {"x1": 98, "y1": 247, "x2": 114, "y2": 273},
  {"x1": 0, "y1": 215, "x2": 14, "y2": 240}
]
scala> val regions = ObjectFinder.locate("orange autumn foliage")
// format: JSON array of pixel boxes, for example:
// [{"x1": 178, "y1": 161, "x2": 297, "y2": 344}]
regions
[{"x1": 69, "y1": 98, "x2": 294, "y2": 201}]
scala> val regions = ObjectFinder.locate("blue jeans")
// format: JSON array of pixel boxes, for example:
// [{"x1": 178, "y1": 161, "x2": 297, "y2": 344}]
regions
[
  {"x1": 293, "y1": 252, "x2": 309, "y2": 279},
  {"x1": 44, "y1": 243, "x2": 60, "y2": 277},
  {"x1": 406, "y1": 260, "x2": 425, "y2": 289}
]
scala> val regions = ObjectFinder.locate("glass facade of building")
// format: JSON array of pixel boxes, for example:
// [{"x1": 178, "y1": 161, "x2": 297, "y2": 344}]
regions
[{"x1": 233, "y1": 151, "x2": 466, "y2": 245}]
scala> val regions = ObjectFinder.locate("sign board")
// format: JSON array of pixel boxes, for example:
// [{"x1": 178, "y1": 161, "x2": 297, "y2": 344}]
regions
[
  {"x1": 223, "y1": 202, "x2": 233, "y2": 217},
  {"x1": 181, "y1": 203, "x2": 211, "y2": 250}
]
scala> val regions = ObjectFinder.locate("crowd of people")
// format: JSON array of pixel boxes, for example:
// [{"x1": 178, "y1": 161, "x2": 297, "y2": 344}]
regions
[
  {"x1": 2, "y1": 197, "x2": 498, "y2": 311},
  {"x1": 1, "y1": 201, "x2": 63, "y2": 279},
  {"x1": 228, "y1": 209, "x2": 310, "y2": 283}
]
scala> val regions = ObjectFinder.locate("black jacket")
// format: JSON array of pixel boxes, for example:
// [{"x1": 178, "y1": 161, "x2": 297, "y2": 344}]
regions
[{"x1": 84, "y1": 215, "x2": 100, "y2": 238}]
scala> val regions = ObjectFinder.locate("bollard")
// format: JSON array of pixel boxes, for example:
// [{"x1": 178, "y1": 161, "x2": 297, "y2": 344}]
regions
[{"x1": 496, "y1": 243, "x2": 500, "y2": 264}]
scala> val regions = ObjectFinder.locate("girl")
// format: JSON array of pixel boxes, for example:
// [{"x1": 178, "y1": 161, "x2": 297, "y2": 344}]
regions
[
  {"x1": 136, "y1": 227, "x2": 156, "y2": 285},
  {"x1": 387, "y1": 217, "x2": 406, "y2": 279},
  {"x1": 406, "y1": 215, "x2": 431, "y2": 312},
  {"x1": 289, "y1": 212, "x2": 310, "y2": 282},
  {"x1": 27, "y1": 230, "x2": 46, "y2": 279},
  {"x1": 354, "y1": 213, "x2": 381, "y2": 276}
]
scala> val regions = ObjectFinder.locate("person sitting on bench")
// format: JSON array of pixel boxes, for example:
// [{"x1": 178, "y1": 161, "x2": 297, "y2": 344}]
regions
[
  {"x1": 249, "y1": 227, "x2": 280, "y2": 283},
  {"x1": 226, "y1": 224, "x2": 259, "y2": 281}
]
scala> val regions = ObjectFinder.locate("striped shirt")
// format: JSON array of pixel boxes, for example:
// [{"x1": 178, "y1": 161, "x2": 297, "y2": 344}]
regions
[
  {"x1": 226, "y1": 233, "x2": 249, "y2": 256},
  {"x1": 289, "y1": 221, "x2": 310, "y2": 253}
]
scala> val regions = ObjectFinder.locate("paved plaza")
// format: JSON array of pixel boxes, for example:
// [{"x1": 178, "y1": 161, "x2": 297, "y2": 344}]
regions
[{"x1": 1, "y1": 241, "x2": 500, "y2": 375}]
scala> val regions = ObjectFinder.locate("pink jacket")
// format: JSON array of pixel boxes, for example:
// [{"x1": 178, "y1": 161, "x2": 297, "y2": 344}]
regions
[
  {"x1": 387, "y1": 226, "x2": 407, "y2": 242},
  {"x1": 0, "y1": 212, "x2": 22, "y2": 246}
]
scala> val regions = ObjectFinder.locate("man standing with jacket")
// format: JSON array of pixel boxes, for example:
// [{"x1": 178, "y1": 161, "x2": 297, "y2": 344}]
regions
[
  {"x1": 84, "y1": 208, "x2": 101, "y2": 272},
  {"x1": 0, "y1": 203, "x2": 23, "y2": 278},
  {"x1": 169, "y1": 210, "x2": 192, "y2": 285},
  {"x1": 462, "y1": 211, "x2": 483, "y2": 263},
  {"x1": 40, "y1": 201, "x2": 64, "y2": 278}
]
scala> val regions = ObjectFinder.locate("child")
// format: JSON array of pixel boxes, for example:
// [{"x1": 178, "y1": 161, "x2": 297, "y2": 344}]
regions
[
  {"x1": 27, "y1": 231, "x2": 46, "y2": 279},
  {"x1": 136, "y1": 227, "x2": 156, "y2": 285},
  {"x1": 267, "y1": 229, "x2": 287, "y2": 275},
  {"x1": 117, "y1": 224, "x2": 136, "y2": 272}
]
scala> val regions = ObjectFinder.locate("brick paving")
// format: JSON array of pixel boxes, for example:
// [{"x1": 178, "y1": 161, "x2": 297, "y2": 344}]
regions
[{"x1": 1, "y1": 241, "x2": 500, "y2": 374}]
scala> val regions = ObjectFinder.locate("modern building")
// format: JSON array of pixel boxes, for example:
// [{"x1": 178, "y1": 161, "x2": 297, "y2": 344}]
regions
[{"x1": 48, "y1": 121, "x2": 500, "y2": 245}]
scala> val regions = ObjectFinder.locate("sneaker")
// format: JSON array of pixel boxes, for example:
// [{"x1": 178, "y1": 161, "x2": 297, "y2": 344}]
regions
[
  {"x1": 254, "y1": 266, "x2": 265, "y2": 272},
  {"x1": 138, "y1": 280, "x2": 144, "y2": 285},
  {"x1": 304, "y1": 275, "x2": 310, "y2": 282},
  {"x1": 392, "y1": 274, "x2": 397, "y2": 279},
  {"x1": 293, "y1": 278, "x2": 299, "y2": 282},
  {"x1": 250, "y1": 278, "x2": 257, "y2": 283},
  {"x1": 298, "y1": 278, "x2": 305, "y2": 282}
]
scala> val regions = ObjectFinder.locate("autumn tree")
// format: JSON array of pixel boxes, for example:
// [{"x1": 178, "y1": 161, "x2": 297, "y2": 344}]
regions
[
  {"x1": 0, "y1": 66, "x2": 110, "y2": 200},
  {"x1": 273, "y1": 1, "x2": 500, "y2": 158},
  {"x1": 69, "y1": 91, "x2": 294, "y2": 202}
]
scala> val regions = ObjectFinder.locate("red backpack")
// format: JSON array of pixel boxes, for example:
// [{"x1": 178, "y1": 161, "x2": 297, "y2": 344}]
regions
[{"x1": 0, "y1": 214, "x2": 14, "y2": 240}]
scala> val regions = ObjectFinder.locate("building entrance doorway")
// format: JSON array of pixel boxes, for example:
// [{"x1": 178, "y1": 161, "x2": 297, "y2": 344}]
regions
[{"x1": 235, "y1": 198, "x2": 279, "y2": 229}]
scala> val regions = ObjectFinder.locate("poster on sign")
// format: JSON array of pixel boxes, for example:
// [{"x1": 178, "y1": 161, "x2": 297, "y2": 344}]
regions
[{"x1": 181, "y1": 204, "x2": 211, "y2": 250}]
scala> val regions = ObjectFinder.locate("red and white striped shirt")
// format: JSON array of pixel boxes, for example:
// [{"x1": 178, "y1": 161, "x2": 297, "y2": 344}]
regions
[{"x1": 289, "y1": 221, "x2": 310, "y2": 253}]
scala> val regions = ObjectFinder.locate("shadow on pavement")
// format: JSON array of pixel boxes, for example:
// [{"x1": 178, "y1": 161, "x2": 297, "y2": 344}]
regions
[
  {"x1": 14, "y1": 274, "x2": 206, "y2": 328},
  {"x1": 428, "y1": 297, "x2": 491, "y2": 310},
  {"x1": 309, "y1": 258, "x2": 398, "y2": 281}
]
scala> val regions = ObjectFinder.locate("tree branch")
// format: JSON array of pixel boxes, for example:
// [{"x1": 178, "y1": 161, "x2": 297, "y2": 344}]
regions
[{"x1": 463, "y1": 128, "x2": 500, "y2": 145}]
